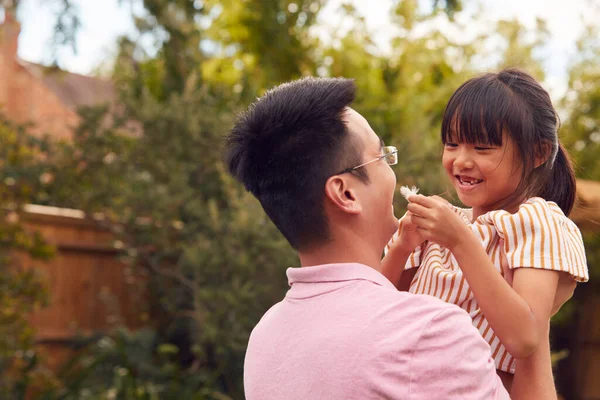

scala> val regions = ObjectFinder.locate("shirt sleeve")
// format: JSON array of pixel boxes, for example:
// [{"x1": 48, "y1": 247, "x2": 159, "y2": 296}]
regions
[
  {"x1": 409, "y1": 307, "x2": 510, "y2": 400},
  {"x1": 384, "y1": 214, "x2": 423, "y2": 270},
  {"x1": 486, "y1": 198, "x2": 589, "y2": 282}
]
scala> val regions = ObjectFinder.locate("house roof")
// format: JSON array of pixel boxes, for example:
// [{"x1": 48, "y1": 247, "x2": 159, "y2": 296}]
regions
[{"x1": 19, "y1": 60, "x2": 115, "y2": 109}]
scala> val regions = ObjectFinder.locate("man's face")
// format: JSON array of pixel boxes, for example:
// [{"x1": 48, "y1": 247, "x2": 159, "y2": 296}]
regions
[{"x1": 343, "y1": 108, "x2": 398, "y2": 245}]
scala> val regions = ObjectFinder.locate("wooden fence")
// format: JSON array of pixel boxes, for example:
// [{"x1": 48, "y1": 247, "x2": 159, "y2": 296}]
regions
[
  {"x1": 569, "y1": 291, "x2": 600, "y2": 400},
  {"x1": 18, "y1": 205, "x2": 146, "y2": 370},
  {"x1": 573, "y1": 179, "x2": 600, "y2": 400}
]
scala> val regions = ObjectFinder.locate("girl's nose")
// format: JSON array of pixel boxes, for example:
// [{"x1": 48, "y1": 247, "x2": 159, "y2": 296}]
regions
[{"x1": 454, "y1": 149, "x2": 474, "y2": 170}]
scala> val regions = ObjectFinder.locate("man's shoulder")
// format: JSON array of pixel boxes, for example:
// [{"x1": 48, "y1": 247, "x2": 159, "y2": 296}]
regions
[
  {"x1": 253, "y1": 299, "x2": 285, "y2": 325},
  {"x1": 248, "y1": 284, "x2": 475, "y2": 347},
  {"x1": 357, "y1": 289, "x2": 476, "y2": 354},
  {"x1": 357, "y1": 290, "x2": 505, "y2": 399},
  {"x1": 375, "y1": 289, "x2": 468, "y2": 325}
]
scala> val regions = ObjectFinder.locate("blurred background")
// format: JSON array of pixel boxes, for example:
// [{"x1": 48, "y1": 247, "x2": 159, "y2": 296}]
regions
[{"x1": 0, "y1": 0, "x2": 599, "y2": 399}]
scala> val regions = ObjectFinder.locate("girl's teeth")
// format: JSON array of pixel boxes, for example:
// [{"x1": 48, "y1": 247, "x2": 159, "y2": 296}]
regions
[{"x1": 458, "y1": 177, "x2": 482, "y2": 185}]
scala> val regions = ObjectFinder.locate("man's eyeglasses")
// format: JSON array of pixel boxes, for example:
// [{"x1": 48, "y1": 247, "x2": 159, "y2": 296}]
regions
[{"x1": 336, "y1": 146, "x2": 398, "y2": 175}]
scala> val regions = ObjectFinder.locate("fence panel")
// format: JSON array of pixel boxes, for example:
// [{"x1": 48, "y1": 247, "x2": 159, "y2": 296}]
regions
[{"x1": 17, "y1": 205, "x2": 146, "y2": 370}]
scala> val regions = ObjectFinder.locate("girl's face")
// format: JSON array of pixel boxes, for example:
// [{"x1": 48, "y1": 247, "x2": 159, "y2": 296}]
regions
[{"x1": 442, "y1": 130, "x2": 523, "y2": 219}]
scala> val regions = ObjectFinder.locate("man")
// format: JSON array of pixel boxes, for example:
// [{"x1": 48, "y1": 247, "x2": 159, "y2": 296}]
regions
[{"x1": 225, "y1": 77, "x2": 523, "y2": 399}]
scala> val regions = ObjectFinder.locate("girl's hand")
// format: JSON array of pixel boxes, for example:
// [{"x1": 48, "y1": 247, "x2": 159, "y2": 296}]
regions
[{"x1": 406, "y1": 194, "x2": 471, "y2": 250}]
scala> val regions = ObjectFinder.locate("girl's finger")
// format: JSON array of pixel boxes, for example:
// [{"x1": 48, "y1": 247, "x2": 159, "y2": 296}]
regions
[
  {"x1": 429, "y1": 195, "x2": 451, "y2": 206},
  {"x1": 407, "y1": 202, "x2": 430, "y2": 217},
  {"x1": 410, "y1": 213, "x2": 430, "y2": 228},
  {"x1": 406, "y1": 194, "x2": 437, "y2": 208}
]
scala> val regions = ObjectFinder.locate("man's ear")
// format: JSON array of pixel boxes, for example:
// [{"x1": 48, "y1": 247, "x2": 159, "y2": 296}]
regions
[
  {"x1": 535, "y1": 141, "x2": 553, "y2": 168},
  {"x1": 324, "y1": 175, "x2": 362, "y2": 215}
]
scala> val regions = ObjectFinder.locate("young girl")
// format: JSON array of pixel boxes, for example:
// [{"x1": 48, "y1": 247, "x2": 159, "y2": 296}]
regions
[{"x1": 382, "y1": 68, "x2": 589, "y2": 395}]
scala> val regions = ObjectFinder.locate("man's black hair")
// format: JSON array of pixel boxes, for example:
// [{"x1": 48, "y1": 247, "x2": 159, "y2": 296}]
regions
[{"x1": 225, "y1": 77, "x2": 367, "y2": 250}]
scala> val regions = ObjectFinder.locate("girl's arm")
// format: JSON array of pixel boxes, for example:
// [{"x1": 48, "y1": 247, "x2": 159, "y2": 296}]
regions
[
  {"x1": 451, "y1": 236, "x2": 559, "y2": 358},
  {"x1": 511, "y1": 322, "x2": 558, "y2": 400},
  {"x1": 380, "y1": 241, "x2": 412, "y2": 289},
  {"x1": 380, "y1": 213, "x2": 424, "y2": 289},
  {"x1": 407, "y1": 194, "x2": 558, "y2": 358}
]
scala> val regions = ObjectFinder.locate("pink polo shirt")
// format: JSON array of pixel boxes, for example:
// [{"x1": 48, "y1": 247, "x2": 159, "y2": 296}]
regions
[{"x1": 244, "y1": 263, "x2": 509, "y2": 400}]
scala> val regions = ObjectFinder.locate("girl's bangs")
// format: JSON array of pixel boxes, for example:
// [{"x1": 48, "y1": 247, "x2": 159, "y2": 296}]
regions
[{"x1": 441, "y1": 76, "x2": 527, "y2": 146}]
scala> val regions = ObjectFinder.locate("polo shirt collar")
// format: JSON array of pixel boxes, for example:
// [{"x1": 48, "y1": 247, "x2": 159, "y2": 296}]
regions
[{"x1": 286, "y1": 263, "x2": 395, "y2": 294}]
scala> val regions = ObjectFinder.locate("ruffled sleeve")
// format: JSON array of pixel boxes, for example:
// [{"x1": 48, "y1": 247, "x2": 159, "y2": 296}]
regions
[{"x1": 479, "y1": 198, "x2": 589, "y2": 282}]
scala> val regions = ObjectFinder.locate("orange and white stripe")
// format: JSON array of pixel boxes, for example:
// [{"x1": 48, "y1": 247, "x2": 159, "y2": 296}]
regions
[{"x1": 389, "y1": 197, "x2": 589, "y2": 373}]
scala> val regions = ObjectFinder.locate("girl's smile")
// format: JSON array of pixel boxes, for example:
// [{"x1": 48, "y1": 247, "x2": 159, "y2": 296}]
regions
[{"x1": 455, "y1": 174, "x2": 483, "y2": 188}]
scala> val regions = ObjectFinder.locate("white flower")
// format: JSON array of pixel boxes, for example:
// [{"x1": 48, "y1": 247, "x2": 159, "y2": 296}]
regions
[{"x1": 399, "y1": 185, "x2": 419, "y2": 201}]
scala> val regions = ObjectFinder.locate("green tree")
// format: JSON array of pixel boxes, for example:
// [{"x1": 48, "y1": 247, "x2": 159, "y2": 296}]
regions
[
  {"x1": 494, "y1": 18, "x2": 550, "y2": 80},
  {"x1": 0, "y1": 119, "x2": 56, "y2": 398},
  {"x1": 561, "y1": 25, "x2": 600, "y2": 181},
  {"x1": 558, "y1": 23, "x2": 600, "y2": 305}
]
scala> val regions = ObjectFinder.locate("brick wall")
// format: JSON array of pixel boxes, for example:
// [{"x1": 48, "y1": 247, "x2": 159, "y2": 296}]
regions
[{"x1": 0, "y1": 14, "x2": 79, "y2": 140}]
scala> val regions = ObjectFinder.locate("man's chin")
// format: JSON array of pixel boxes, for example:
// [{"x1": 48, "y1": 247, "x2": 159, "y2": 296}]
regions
[{"x1": 387, "y1": 218, "x2": 400, "y2": 238}]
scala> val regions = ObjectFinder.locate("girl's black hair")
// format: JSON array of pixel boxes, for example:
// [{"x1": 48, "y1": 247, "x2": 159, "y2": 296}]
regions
[{"x1": 441, "y1": 68, "x2": 576, "y2": 215}]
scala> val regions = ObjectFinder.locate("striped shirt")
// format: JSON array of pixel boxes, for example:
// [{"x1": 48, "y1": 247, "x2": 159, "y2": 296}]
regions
[{"x1": 389, "y1": 197, "x2": 589, "y2": 373}]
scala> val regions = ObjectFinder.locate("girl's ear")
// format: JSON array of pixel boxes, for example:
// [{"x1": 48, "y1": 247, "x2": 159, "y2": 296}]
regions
[
  {"x1": 324, "y1": 175, "x2": 362, "y2": 215},
  {"x1": 535, "y1": 141, "x2": 554, "y2": 168}
]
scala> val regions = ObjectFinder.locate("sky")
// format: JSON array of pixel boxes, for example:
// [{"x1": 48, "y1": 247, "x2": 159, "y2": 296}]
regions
[{"x1": 13, "y1": 0, "x2": 600, "y2": 100}]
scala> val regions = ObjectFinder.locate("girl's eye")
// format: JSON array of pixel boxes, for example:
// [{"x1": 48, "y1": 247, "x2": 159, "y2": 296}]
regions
[
  {"x1": 475, "y1": 146, "x2": 492, "y2": 151},
  {"x1": 445, "y1": 143, "x2": 458, "y2": 148}
]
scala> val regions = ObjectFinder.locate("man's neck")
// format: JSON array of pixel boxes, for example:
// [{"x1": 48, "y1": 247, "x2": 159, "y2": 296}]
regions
[{"x1": 298, "y1": 238, "x2": 382, "y2": 272}]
